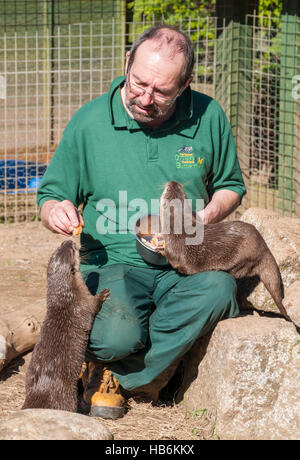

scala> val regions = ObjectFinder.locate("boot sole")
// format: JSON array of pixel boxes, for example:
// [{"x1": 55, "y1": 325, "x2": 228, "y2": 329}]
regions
[{"x1": 90, "y1": 405, "x2": 124, "y2": 420}]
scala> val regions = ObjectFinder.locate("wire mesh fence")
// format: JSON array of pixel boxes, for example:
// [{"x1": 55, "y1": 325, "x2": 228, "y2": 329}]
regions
[
  {"x1": 248, "y1": 13, "x2": 299, "y2": 216},
  {"x1": 1, "y1": 21, "x2": 125, "y2": 152},
  {"x1": 0, "y1": 4, "x2": 299, "y2": 222},
  {"x1": 0, "y1": 0, "x2": 126, "y2": 32}
]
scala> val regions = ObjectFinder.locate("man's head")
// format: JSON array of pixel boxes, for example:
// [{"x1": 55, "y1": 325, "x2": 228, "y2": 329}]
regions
[{"x1": 122, "y1": 25, "x2": 194, "y2": 126}]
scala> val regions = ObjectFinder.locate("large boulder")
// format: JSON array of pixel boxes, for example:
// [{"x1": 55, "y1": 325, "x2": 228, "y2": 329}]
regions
[
  {"x1": 239, "y1": 207, "x2": 300, "y2": 326},
  {"x1": 179, "y1": 315, "x2": 300, "y2": 440},
  {"x1": 0, "y1": 302, "x2": 46, "y2": 372},
  {"x1": 0, "y1": 409, "x2": 113, "y2": 440}
]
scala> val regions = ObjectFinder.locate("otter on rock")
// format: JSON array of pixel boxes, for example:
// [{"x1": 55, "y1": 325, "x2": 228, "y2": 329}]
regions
[
  {"x1": 159, "y1": 181, "x2": 290, "y2": 321},
  {"x1": 22, "y1": 240, "x2": 109, "y2": 412}
]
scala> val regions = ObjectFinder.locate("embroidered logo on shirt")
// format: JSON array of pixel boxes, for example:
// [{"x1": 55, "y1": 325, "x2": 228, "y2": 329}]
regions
[{"x1": 175, "y1": 146, "x2": 204, "y2": 169}]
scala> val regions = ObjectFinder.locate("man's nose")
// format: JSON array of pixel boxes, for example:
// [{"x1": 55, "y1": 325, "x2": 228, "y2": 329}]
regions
[{"x1": 140, "y1": 89, "x2": 154, "y2": 105}]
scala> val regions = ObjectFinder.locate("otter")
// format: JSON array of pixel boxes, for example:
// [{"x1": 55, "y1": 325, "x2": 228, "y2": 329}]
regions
[
  {"x1": 159, "y1": 181, "x2": 290, "y2": 321},
  {"x1": 22, "y1": 240, "x2": 109, "y2": 412}
]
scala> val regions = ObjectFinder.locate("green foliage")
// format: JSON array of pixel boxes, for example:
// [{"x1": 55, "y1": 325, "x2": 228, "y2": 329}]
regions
[
  {"x1": 254, "y1": 0, "x2": 282, "y2": 81},
  {"x1": 128, "y1": 0, "x2": 215, "y2": 22},
  {"x1": 125, "y1": 1, "x2": 284, "y2": 85},
  {"x1": 252, "y1": 1, "x2": 283, "y2": 188},
  {"x1": 127, "y1": 1, "x2": 216, "y2": 82},
  {"x1": 127, "y1": 0, "x2": 215, "y2": 39},
  {"x1": 255, "y1": 0, "x2": 282, "y2": 80},
  {"x1": 258, "y1": 0, "x2": 283, "y2": 28},
  {"x1": 259, "y1": 0, "x2": 282, "y2": 15}
]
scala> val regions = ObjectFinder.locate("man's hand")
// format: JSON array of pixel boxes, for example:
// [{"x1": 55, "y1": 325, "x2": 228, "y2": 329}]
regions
[
  {"x1": 40, "y1": 200, "x2": 85, "y2": 236},
  {"x1": 197, "y1": 190, "x2": 241, "y2": 224}
]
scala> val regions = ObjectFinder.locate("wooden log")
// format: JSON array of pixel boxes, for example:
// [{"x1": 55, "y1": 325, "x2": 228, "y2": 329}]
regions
[{"x1": 0, "y1": 302, "x2": 46, "y2": 372}]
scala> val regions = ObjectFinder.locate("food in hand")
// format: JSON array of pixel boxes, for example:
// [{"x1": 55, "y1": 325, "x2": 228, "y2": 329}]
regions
[{"x1": 72, "y1": 224, "x2": 82, "y2": 236}]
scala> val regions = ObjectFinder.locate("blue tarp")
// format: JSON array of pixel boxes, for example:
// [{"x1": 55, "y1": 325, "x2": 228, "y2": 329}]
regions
[{"x1": 0, "y1": 159, "x2": 47, "y2": 193}]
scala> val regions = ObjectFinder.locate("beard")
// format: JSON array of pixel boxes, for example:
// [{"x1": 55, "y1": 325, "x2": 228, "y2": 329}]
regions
[{"x1": 124, "y1": 86, "x2": 174, "y2": 124}]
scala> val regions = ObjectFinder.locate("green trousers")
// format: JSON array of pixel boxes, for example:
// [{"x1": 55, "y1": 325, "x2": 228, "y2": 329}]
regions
[{"x1": 82, "y1": 264, "x2": 239, "y2": 391}]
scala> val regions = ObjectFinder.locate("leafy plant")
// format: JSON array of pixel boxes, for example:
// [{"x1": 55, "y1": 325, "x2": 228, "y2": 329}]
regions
[
  {"x1": 258, "y1": 0, "x2": 283, "y2": 28},
  {"x1": 251, "y1": 1, "x2": 283, "y2": 186},
  {"x1": 127, "y1": 0, "x2": 216, "y2": 83}
]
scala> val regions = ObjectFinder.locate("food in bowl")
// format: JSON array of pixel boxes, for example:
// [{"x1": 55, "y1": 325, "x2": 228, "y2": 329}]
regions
[
  {"x1": 139, "y1": 235, "x2": 165, "y2": 252},
  {"x1": 135, "y1": 214, "x2": 168, "y2": 266},
  {"x1": 136, "y1": 214, "x2": 165, "y2": 252}
]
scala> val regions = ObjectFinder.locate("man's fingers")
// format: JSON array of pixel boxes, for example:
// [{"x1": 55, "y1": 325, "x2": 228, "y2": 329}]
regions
[
  {"x1": 62, "y1": 201, "x2": 82, "y2": 231},
  {"x1": 49, "y1": 200, "x2": 84, "y2": 235},
  {"x1": 48, "y1": 213, "x2": 73, "y2": 236},
  {"x1": 49, "y1": 204, "x2": 73, "y2": 233}
]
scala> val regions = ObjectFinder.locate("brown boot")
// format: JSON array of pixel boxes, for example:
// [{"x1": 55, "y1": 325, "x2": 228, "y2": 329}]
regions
[
  {"x1": 122, "y1": 357, "x2": 182, "y2": 402},
  {"x1": 82, "y1": 362, "x2": 125, "y2": 419}
]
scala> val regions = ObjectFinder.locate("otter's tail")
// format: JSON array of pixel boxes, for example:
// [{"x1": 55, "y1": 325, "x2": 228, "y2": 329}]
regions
[{"x1": 259, "y1": 252, "x2": 289, "y2": 320}]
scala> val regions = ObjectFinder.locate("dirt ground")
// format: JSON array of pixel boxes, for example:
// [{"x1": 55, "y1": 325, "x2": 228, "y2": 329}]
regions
[{"x1": 0, "y1": 222, "x2": 214, "y2": 440}]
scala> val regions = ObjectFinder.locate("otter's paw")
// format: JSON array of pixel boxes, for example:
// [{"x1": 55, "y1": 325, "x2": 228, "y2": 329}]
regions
[{"x1": 98, "y1": 288, "x2": 110, "y2": 303}]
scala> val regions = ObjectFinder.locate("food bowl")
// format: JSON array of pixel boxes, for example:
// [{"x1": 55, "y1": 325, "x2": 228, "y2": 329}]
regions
[{"x1": 135, "y1": 214, "x2": 168, "y2": 266}]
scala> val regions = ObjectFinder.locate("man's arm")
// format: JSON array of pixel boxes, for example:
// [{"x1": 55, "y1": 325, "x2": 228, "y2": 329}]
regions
[
  {"x1": 197, "y1": 189, "x2": 241, "y2": 224},
  {"x1": 40, "y1": 199, "x2": 84, "y2": 236},
  {"x1": 37, "y1": 114, "x2": 85, "y2": 236},
  {"x1": 200, "y1": 100, "x2": 246, "y2": 223}
]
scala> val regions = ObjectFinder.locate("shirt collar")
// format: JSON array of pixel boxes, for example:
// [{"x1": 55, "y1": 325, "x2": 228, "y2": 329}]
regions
[{"x1": 108, "y1": 76, "x2": 198, "y2": 137}]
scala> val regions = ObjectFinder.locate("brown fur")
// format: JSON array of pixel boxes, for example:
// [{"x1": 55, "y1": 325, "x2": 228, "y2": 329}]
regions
[
  {"x1": 22, "y1": 240, "x2": 109, "y2": 412},
  {"x1": 159, "y1": 181, "x2": 290, "y2": 321}
]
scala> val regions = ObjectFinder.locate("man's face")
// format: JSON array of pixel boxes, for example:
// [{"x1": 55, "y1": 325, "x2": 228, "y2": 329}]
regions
[{"x1": 123, "y1": 41, "x2": 187, "y2": 124}]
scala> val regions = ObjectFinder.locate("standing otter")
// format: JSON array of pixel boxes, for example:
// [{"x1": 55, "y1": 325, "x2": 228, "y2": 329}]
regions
[
  {"x1": 22, "y1": 240, "x2": 109, "y2": 412},
  {"x1": 159, "y1": 181, "x2": 290, "y2": 321}
]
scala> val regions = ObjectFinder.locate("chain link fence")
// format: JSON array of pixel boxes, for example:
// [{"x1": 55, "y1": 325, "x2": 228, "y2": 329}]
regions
[{"x1": 0, "y1": 1, "x2": 299, "y2": 222}]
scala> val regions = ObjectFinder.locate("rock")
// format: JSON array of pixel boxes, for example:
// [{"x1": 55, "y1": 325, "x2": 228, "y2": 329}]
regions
[
  {"x1": 0, "y1": 301, "x2": 46, "y2": 372},
  {"x1": 0, "y1": 409, "x2": 113, "y2": 440},
  {"x1": 239, "y1": 207, "x2": 300, "y2": 323},
  {"x1": 180, "y1": 315, "x2": 300, "y2": 440},
  {"x1": 282, "y1": 280, "x2": 300, "y2": 327}
]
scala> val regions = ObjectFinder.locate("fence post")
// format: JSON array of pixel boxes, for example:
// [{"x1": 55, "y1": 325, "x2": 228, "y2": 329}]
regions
[
  {"x1": 215, "y1": 2, "x2": 258, "y2": 214},
  {"x1": 278, "y1": 0, "x2": 300, "y2": 216},
  {"x1": 42, "y1": 0, "x2": 53, "y2": 148}
]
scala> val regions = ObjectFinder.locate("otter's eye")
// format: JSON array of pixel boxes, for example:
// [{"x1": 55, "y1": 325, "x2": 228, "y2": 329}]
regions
[{"x1": 71, "y1": 266, "x2": 76, "y2": 275}]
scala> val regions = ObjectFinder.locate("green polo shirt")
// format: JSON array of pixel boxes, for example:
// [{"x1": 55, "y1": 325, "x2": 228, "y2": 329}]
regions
[{"x1": 37, "y1": 76, "x2": 246, "y2": 269}]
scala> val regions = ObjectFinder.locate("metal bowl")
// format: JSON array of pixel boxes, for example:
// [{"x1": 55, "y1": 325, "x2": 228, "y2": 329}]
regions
[{"x1": 135, "y1": 214, "x2": 168, "y2": 266}]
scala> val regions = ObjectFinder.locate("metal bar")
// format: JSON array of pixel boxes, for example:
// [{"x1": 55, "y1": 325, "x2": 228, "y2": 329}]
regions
[{"x1": 278, "y1": 9, "x2": 299, "y2": 215}]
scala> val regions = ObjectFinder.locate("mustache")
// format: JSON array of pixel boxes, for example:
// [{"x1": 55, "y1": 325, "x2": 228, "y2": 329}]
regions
[
  {"x1": 128, "y1": 98, "x2": 156, "y2": 110},
  {"x1": 128, "y1": 99, "x2": 164, "y2": 120}
]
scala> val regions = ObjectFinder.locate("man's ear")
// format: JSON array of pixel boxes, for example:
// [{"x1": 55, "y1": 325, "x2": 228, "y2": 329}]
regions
[
  {"x1": 182, "y1": 75, "x2": 193, "y2": 93},
  {"x1": 124, "y1": 51, "x2": 131, "y2": 74}
]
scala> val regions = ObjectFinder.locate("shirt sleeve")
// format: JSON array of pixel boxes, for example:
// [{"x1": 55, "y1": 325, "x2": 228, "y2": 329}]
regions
[
  {"x1": 206, "y1": 106, "x2": 247, "y2": 202},
  {"x1": 36, "y1": 121, "x2": 82, "y2": 210}
]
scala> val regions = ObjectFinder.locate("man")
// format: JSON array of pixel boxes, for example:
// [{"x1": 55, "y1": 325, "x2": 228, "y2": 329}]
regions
[{"x1": 37, "y1": 25, "x2": 246, "y2": 420}]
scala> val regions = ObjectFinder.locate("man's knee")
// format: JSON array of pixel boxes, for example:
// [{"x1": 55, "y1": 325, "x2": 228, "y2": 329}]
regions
[
  {"x1": 210, "y1": 270, "x2": 236, "y2": 295},
  {"x1": 207, "y1": 271, "x2": 238, "y2": 317},
  {"x1": 87, "y1": 324, "x2": 145, "y2": 362}
]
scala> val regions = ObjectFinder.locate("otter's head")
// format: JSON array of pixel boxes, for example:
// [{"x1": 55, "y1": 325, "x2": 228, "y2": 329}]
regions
[
  {"x1": 160, "y1": 181, "x2": 188, "y2": 235},
  {"x1": 160, "y1": 181, "x2": 187, "y2": 207},
  {"x1": 47, "y1": 240, "x2": 80, "y2": 283}
]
